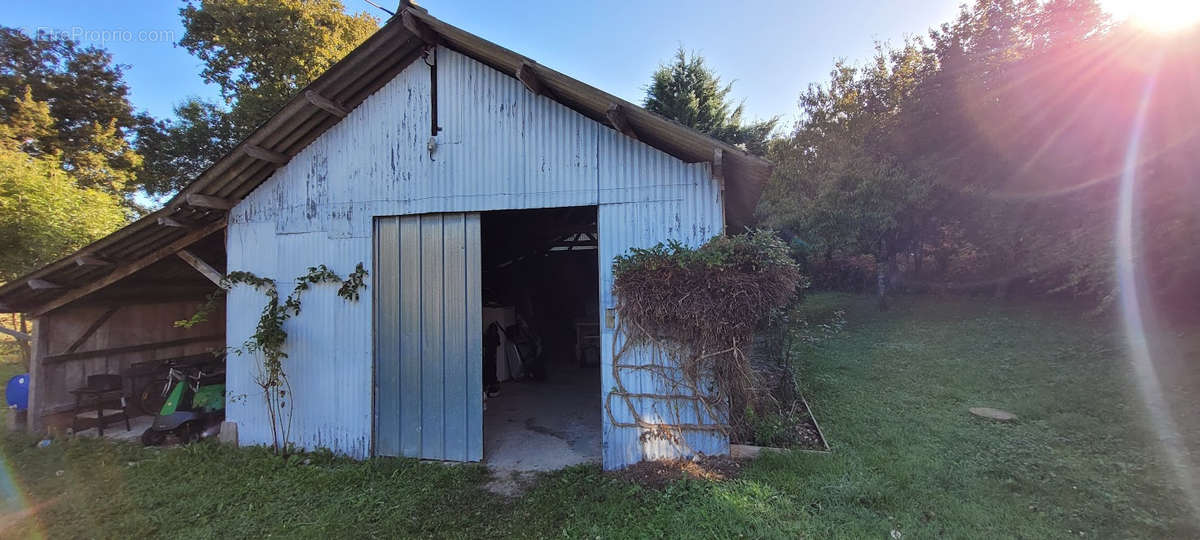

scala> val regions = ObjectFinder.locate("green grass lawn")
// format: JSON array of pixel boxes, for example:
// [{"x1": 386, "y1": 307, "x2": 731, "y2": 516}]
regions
[{"x1": 1, "y1": 294, "x2": 1196, "y2": 538}]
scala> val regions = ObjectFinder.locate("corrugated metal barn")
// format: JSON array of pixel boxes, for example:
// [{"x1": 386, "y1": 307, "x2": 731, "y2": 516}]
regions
[{"x1": 0, "y1": 6, "x2": 770, "y2": 470}]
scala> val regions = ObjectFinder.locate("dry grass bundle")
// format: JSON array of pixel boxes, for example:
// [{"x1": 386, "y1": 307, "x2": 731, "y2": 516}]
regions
[{"x1": 611, "y1": 230, "x2": 802, "y2": 437}]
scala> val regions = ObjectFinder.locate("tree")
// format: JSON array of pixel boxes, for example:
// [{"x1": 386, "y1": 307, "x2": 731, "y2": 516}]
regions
[
  {"x1": 759, "y1": 42, "x2": 936, "y2": 307},
  {"x1": 179, "y1": 0, "x2": 378, "y2": 135},
  {"x1": 0, "y1": 26, "x2": 147, "y2": 199},
  {"x1": 138, "y1": 0, "x2": 378, "y2": 195},
  {"x1": 136, "y1": 99, "x2": 239, "y2": 195},
  {"x1": 759, "y1": 0, "x2": 1200, "y2": 312},
  {"x1": 643, "y1": 48, "x2": 776, "y2": 155},
  {"x1": 0, "y1": 92, "x2": 126, "y2": 281}
]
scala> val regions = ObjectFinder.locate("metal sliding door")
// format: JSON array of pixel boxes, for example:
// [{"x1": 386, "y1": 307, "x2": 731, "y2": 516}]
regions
[{"x1": 374, "y1": 213, "x2": 482, "y2": 461}]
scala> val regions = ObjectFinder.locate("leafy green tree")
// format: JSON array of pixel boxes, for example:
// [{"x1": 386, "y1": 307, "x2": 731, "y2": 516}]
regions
[
  {"x1": 761, "y1": 0, "x2": 1200, "y2": 311},
  {"x1": 643, "y1": 48, "x2": 776, "y2": 155},
  {"x1": 136, "y1": 99, "x2": 239, "y2": 195},
  {"x1": 760, "y1": 42, "x2": 936, "y2": 306},
  {"x1": 138, "y1": 0, "x2": 378, "y2": 195},
  {"x1": 903, "y1": 0, "x2": 1114, "y2": 298},
  {"x1": 0, "y1": 92, "x2": 126, "y2": 281},
  {"x1": 179, "y1": 0, "x2": 378, "y2": 135},
  {"x1": 0, "y1": 26, "x2": 147, "y2": 199}
]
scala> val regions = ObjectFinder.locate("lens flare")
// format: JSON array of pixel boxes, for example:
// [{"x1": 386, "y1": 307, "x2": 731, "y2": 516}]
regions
[
  {"x1": 0, "y1": 452, "x2": 44, "y2": 538},
  {"x1": 1114, "y1": 52, "x2": 1200, "y2": 522},
  {"x1": 1105, "y1": 0, "x2": 1200, "y2": 34}
]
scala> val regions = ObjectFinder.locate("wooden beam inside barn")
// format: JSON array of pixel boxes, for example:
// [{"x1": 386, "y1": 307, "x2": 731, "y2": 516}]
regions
[
  {"x1": 176, "y1": 249, "x2": 225, "y2": 287},
  {"x1": 31, "y1": 219, "x2": 226, "y2": 317},
  {"x1": 43, "y1": 334, "x2": 223, "y2": 364},
  {"x1": 63, "y1": 306, "x2": 120, "y2": 354},
  {"x1": 28, "y1": 279, "x2": 61, "y2": 290}
]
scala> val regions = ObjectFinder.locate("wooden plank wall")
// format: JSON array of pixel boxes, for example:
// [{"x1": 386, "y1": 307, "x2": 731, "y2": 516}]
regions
[{"x1": 31, "y1": 299, "x2": 226, "y2": 422}]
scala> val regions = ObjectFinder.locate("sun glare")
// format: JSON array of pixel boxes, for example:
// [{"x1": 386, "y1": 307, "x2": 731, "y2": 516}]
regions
[{"x1": 1105, "y1": 0, "x2": 1200, "y2": 34}]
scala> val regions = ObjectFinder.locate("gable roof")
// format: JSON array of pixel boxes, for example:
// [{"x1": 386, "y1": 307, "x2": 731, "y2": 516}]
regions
[{"x1": 0, "y1": 5, "x2": 772, "y2": 315}]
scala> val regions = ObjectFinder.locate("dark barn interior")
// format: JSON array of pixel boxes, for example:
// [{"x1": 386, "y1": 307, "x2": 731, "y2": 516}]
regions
[{"x1": 480, "y1": 206, "x2": 602, "y2": 469}]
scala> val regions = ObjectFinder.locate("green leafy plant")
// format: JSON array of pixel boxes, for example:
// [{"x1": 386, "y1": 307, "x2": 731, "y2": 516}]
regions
[{"x1": 177, "y1": 263, "x2": 368, "y2": 455}]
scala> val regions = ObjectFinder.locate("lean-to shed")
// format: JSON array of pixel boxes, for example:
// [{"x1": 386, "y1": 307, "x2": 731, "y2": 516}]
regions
[{"x1": 0, "y1": 5, "x2": 771, "y2": 469}]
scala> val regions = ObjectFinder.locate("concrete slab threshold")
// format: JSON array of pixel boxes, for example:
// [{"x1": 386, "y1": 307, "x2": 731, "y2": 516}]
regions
[
  {"x1": 483, "y1": 365, "x2": 601, "y2": 473},
  {"x1": 71, "y1": 414, "x2": 153, "y2": 442}
]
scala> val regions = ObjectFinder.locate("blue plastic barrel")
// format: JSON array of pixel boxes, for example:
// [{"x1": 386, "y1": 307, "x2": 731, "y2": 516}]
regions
[{"x1": 6, "y1": 373, "x2": 29, "y2": 411}]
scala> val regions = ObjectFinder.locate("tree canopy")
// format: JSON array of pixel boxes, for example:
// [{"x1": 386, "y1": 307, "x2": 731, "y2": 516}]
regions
[
  {"x1": 759, "y1": 0, "x2": 1200, "y2": 309},
  {"x1": 643, "y1": 48, "x2": 776, "y2": 156},
  {"x1": 0, "y1": 87, "x2": 127, "y2": 281},
  {"x1": 137, "y1": 0, "x2": 378, "y2": 195},
  {"x1": 0, "y1": 26, "x2": 146, "y2": 199}
]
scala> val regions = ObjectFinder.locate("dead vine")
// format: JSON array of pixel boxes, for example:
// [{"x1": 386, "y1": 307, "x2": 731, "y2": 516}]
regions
[{"x1": 608, "y1": 231, "x2": 802, "y2": 445}]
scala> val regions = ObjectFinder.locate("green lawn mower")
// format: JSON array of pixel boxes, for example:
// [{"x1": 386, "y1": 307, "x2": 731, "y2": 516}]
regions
[{"x1": 141, "y1": 356, "x2": 226, "y2": 446}]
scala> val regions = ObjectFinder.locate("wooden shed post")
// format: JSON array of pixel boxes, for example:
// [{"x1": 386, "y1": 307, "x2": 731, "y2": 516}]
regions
[{"x1": 26, "y1": 317, "x2": 47, "y2": 433}]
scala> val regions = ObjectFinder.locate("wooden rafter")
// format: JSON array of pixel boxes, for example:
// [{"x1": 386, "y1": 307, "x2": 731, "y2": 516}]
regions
[
  {"x1": 184, "y1": 194, "x2": 236, "y2": 211},
  {"x1": 517, "y1": 62, "x2": 551, "y2": 98},
  {"x1": 74, "y1": 255, "x2": 111, "y2": 267},
  {"x1": 712, "y1": 148, "x2": 725, "y2": 192},
  {"x1": 606, "y1": 104, "x2": 638, "y2": 140},
  {"x1": 28, "y1": 279, "x2": 61, "y2": 290},
  {"x1": 243, "y1": 144, "x2": 289, "y2": 164},
  {"x1": 401, "y1": 10, "x2": 438, "y2": 45},
  {"x1": 176, "y1": 249, "x2": 225, "y2": 287},
  {"x1": 31, "y1": 219, "x2": 227, "y2": 317},
  {"x1": 304, "y1": 90, "x2": 349, "y2": 118},
  {"x1": 157, "y1": 216, "x2": 191, "y2": 228}
]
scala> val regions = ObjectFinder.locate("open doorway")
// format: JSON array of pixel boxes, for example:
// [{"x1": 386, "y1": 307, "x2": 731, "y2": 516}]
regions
[{"x1": 480, "y1": 206, "x2": 601, "y2": 470}]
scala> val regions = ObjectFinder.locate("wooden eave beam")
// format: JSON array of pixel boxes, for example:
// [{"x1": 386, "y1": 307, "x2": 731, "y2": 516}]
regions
[
  {"x1": 401, "y1": 10, "x2": 438, "y2": 45},
  {"x1": 712, "y1": 148, "x2": 725, "y2": 192},
  {"x1": 176, "y1": 249, "x2": 225, "y2": 287},
  {"x1": 304, "y1": 90, "x2": 349, "y2": 118},
  {"x1": 28, "y1": 279, "x2": 61, "y2": 290},
  {"x1": 157, "y1": 216, "x2": 191, "y2": 228},
  {"x1": 75, "y1": 255, "x2": 112, "y2": 267},
  {"x1": 517, "y1": 62, "x2": 552, "y2": 98},
  {"x1": 184, "y1": 194, "x2": 237, "y2": 211},
  {"x1": 606, "y1": 104, "x2": 638, "y2": 141},
  {"x1": 243, "y1": 144, "x2": 289, "y2": 164},
  {"x1": 31, "y1": 219, "x2": 227, "y2": 317}
]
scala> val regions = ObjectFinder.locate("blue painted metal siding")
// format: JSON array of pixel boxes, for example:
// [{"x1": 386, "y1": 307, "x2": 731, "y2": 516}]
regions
[
  {"x1": 596, "y1": 130, "x2": 727, "y2": 469},
  {"x1": 226, "y1": 46, "x2": 726, "y2": 467}
]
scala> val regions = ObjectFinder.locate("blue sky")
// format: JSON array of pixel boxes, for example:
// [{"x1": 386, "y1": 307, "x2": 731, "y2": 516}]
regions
[{"x1": 3, "y1": 0, "x2": 966, "y2": 129}]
